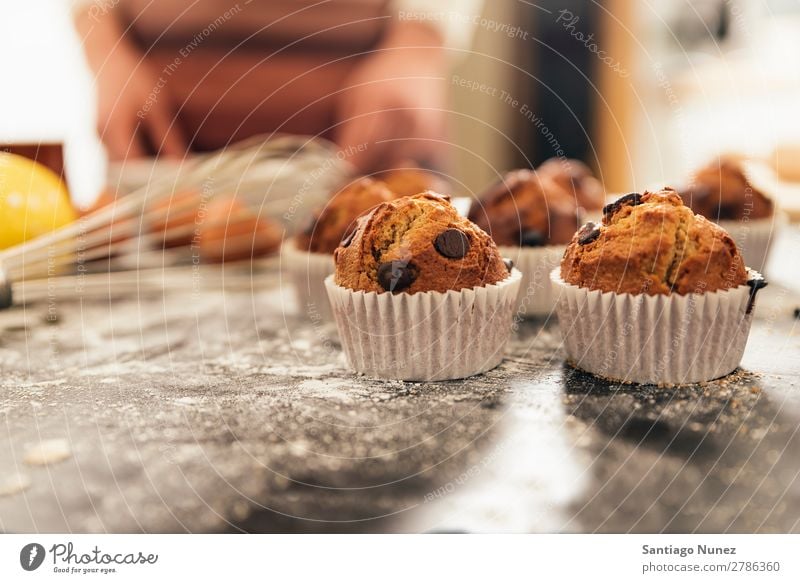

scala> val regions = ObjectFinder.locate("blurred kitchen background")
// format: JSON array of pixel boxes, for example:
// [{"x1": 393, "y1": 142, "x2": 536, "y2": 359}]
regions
[
  {"x1": 3, "y1": 0, "x2": 800, "y2": 217},
  {"x1": 458, "y1": 0, "x2": 800, "y2": 204}
]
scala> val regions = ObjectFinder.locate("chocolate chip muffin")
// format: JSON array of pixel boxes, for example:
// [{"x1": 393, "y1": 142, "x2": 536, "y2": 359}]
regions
[
  {"x1": 296, "y1": 176, "x2": 393, "y2": 254},
  {"x1": 561, "y1": 188, "x2": 747, "y2": 295},
  {"x1": 334, "y1": 192, "x2": 510, "y2": 294},
  {"x1": 678, "y1": 159, "x2": 774, "y2": 220},
  {"x1": 326, "y1": 192, "x2": 522, "y2": 380},
  {"x1": 376, "y1": 165, "x2": 450, "y2": 199},
  {"x1": 538, "y1": 157, "x2": 605, "y2": 211},
  {"x1": 468, "y1": 169, "x2": 581, "y2": 247}
]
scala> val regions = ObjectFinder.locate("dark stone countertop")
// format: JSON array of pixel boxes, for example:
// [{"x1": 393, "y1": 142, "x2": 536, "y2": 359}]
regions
[{"x1": 1, "y1": 229, "x2": 799, "y2": 533}]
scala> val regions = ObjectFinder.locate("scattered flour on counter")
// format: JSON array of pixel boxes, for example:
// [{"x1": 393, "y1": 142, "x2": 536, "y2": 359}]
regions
[
  {"x1": 19, "y1": 379, "x2": 68, "y2": 389},
  {"x1": 289, "y1": 339, "x2": 312, "y2": 352},
  {"x1": 0, "y1": 472, "x2": 31, "y2": 496},
  {"x1": 260, "y1": 362, "x2": 343, "y2": 378},
  {"x1": 23, "y1": 438, "x2": 72, "y2": 466},
  {"x1": 174, "y1": 396, "x2": 204, "y2": 406},
  {"x1": 78, "y1": 362, "x2": 170, "y2": 376},
  {"x1": 297, "y1": 378, "x2": 352, "y2": 398}
]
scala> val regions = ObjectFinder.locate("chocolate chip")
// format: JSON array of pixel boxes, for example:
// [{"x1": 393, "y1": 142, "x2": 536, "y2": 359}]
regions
[
  {"x1": 577, "y1": 221, "x2": 600, "y2": 245},
  {"x1": 794, "y1": 308, "x2": 800, "y2": 320},
  {"x1": 340, "y1": 223, "x2": 357, "y2": 248},
  {"x1": 746, "y1": 273, "x2": 768, "y2": 315},
  {"x1": 503, "y1": 258, "x2": 514, "y2": 273},
  {"x1": 377, "y1": 260, "x2": 418, "y2": 292},
  {"x1": 434, "y1": 228, "x2": 470, "y2": 258},
  {"x1": 603, "y1": 192, "x2": 643, "y2": 217},
  {"x1": 520, "y1": 229, "x2": 545, "y2": 247},
  {"x1": 717, "y1": 201, "x2": 740, "y2": 220}
]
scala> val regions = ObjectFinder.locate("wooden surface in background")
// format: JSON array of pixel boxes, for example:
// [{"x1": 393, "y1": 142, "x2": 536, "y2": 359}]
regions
[{"x1": 593, "y1": 0, "x2": 635, "y2": 193}]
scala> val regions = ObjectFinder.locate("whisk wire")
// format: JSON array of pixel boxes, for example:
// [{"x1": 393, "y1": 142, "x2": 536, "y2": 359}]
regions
[{"x1": 0, "y1": 134, "x2": 351, "y2": 294}]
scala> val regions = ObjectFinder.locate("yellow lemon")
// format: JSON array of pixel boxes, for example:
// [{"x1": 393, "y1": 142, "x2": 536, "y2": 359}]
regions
[{"x1": 0, "y1": 152, "x2": 77, "y2": 250}]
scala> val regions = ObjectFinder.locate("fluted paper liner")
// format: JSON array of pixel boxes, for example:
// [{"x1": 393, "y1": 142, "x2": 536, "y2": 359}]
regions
[
  {"x1": 550, "y1": 268, "x2": 761, "y2": 385},
  {"x1": 283, "y1": 242, "x2": 335, "y2": 321},
  {"x1": 325, "y1": 270, "x2": 522, "y2": 381},
  {"x1": 499, "y1": 245, "x2": 565, "y2": 318},
  {"x1": 719, "y1": 211, "x2": 787, "y2": 275}
]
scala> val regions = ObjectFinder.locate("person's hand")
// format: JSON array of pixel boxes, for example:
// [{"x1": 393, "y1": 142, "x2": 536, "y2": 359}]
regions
[
  {"x1": 336, "y1": 22, "x2": 447, "y2": 173},
  {"x1": 75, "y1": 10, "x2": 186, "y2": 160}
]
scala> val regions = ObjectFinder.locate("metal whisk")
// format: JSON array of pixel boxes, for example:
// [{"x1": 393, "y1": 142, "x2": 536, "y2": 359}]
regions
[{"x1": 0, "y1": 134, "x2": 352, "y2": 308}]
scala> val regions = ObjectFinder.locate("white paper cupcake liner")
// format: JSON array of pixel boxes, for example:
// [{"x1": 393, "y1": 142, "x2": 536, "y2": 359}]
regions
[
  {"x1": 282, "y1": 242, "x2": 335, "y2": 321},
  {"x1": 499, "y1": 245, "x2": 566, "y2": 318},
  {"x1": 325, "y1": 270, "x2": 522, "y2": 381},
  {"x1": 550, "y1": 268, "x2": 763, "y2": 385},
  {"x1": 719, "y1": 211, "x2": 787, "y2": 275}
]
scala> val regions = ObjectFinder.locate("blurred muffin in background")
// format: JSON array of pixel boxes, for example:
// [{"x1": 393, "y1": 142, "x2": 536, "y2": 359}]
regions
[
  {"x1": 678, "y1": 157, "x2": 782, "y2": 274},
  {"x1": 468, "y1": 169, "x2": 583, "y2": 317},
  {"x1": 538, "y1": 157, "x2": 605, "y2": 212},
  {"x1": 295, "y1": 177, "x2": 393, "y2": 253},
  {"x1": 468, "y1": 169, "x2": 579, "y2": 247},
  {"x1": 286, "y1": 176, "x2": 394, "y2": 319},
  {"x1": 678, "y1": 158, "x2": 773, "y2": 220},
  {"x1": 375, "y1": 164, "x2": 450, "y2": 199}
]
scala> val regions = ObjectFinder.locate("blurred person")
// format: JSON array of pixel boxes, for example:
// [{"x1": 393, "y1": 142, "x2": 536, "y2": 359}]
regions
[{"x1": 73, "y1": 0, "x2": 481, "y2": 173}]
